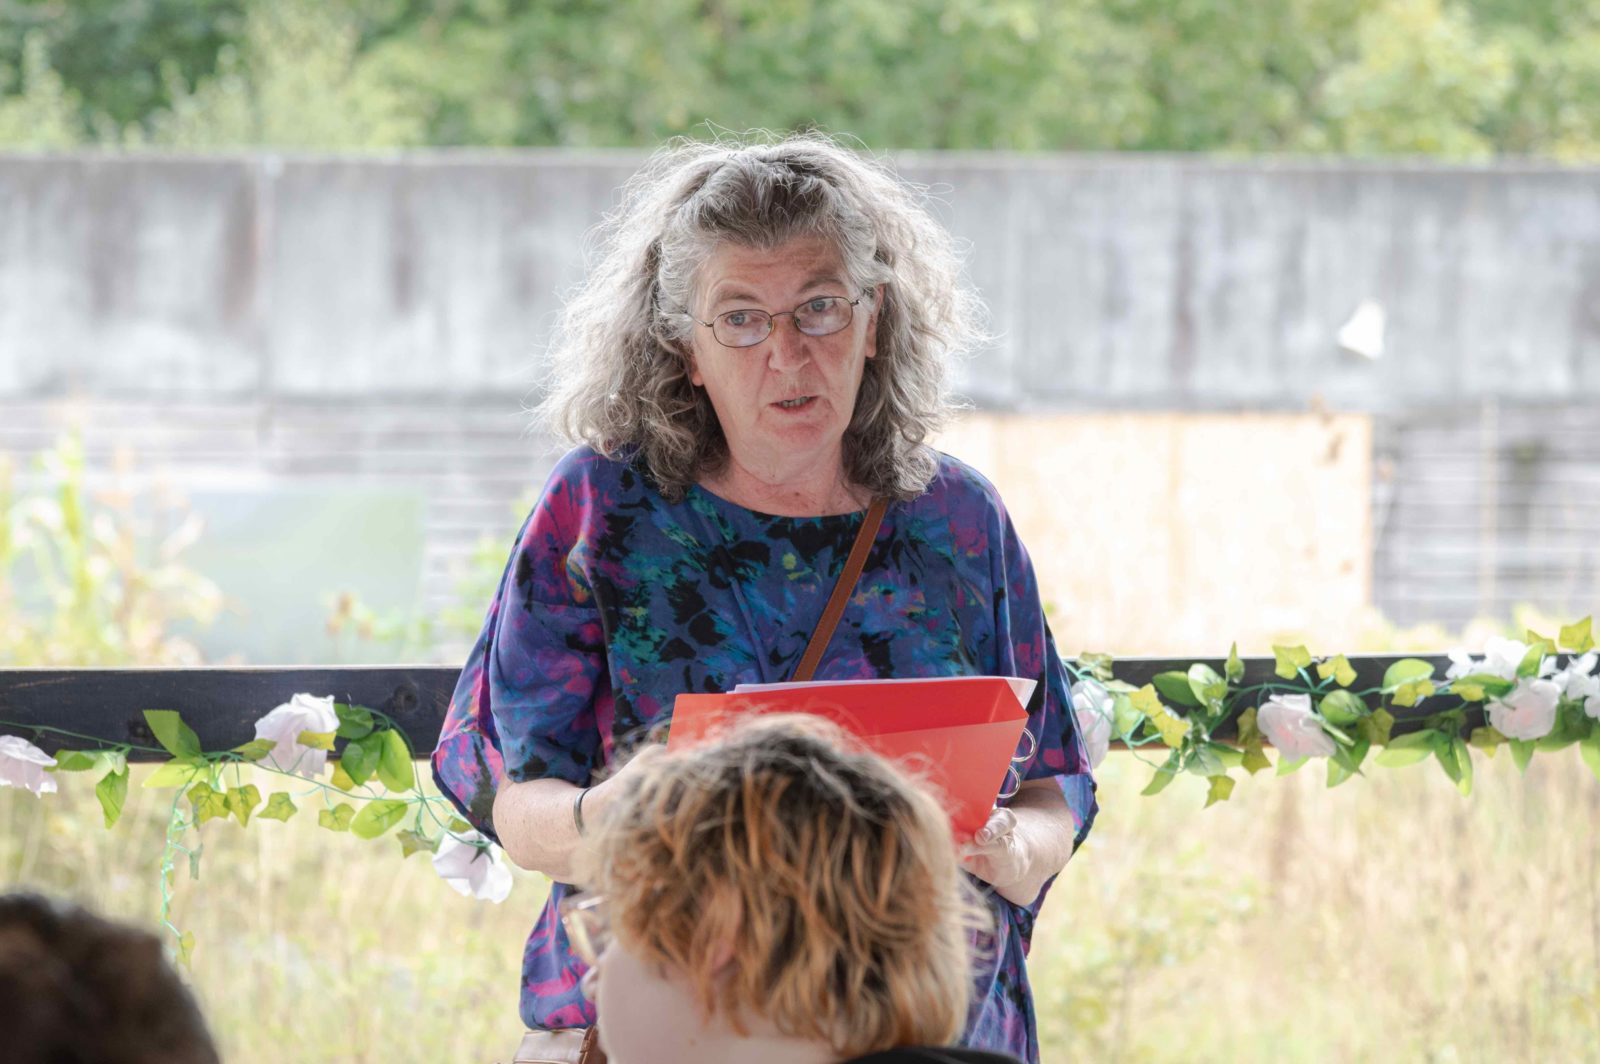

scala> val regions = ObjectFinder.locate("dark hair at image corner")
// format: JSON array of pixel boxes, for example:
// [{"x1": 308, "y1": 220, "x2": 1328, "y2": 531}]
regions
[{"x1": 0, "y1": 892, "x2": 222, "y2": 1064}]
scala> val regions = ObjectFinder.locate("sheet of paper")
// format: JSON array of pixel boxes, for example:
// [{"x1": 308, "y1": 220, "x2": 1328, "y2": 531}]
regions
[{"x1": 733, "y1": 675, "x2": 1037, "y2": 711}]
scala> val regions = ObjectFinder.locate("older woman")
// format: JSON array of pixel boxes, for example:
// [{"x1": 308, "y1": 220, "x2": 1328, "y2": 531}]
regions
[
  {"x1": 433, "y1": 134, "x2": 1097, "y2": 1064},
  {"x1": 568, "y1": 714, "x2": 1020, "y2": 1064}
]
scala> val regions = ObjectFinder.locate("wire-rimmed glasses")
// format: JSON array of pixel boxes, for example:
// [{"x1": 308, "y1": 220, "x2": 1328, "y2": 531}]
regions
[
  {"x1": 559, "y1": 892, "x2": 611, "y2": 966},
  {"x1": 688, "y1": 295, "x2": 865, "y2": 349}
]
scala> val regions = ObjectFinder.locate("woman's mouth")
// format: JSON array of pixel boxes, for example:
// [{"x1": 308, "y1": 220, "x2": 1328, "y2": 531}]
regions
[{"x1": 775, "y1": 396, "x2": 815, "y2": 410}]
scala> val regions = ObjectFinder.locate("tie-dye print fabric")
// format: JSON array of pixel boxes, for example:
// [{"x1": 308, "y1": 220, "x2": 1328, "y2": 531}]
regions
[{"x1": 432, "y1": 446, "x2": 1098, "y2": 1063}]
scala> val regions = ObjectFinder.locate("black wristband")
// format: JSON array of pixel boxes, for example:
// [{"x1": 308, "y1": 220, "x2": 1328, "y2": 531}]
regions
[{"x1": 573, "y1": 786, "x2": 590, "y2": 837}]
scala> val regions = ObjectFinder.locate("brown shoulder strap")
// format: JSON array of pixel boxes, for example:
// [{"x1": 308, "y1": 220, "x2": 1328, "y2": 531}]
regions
[{"x1": 791, "y1": 498, "x2": 888, "y2": 682}]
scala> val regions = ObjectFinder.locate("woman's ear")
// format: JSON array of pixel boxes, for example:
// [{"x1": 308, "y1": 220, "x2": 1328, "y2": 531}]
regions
[{"x1": 864, "y1": 284, "x2": 885, "y2": 360}]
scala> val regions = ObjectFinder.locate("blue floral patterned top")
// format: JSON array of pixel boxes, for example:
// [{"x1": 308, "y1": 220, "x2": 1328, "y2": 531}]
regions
[{"x1": 432, "y1": 446, "x2": 1098, "y2": 1063}]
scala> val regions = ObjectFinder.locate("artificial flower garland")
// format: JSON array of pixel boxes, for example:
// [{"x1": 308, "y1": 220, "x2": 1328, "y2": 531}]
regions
[
  {"x1": 1065, "y1": 617, "x2": 1599, "y2": 805},
  {"x1": 2, "y1": 618, "x2": 1596, "y2": 959}
]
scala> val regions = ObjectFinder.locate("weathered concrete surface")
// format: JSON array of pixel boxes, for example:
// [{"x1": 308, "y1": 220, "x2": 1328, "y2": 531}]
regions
[{"x1": 2, "y1": 152, "x2": 1597, "y2": 407}]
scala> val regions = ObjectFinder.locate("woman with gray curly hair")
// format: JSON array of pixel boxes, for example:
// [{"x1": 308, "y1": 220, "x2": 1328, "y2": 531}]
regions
[{"x1": 433, "y1": 133, "x2": 1098, "y2": 1064}]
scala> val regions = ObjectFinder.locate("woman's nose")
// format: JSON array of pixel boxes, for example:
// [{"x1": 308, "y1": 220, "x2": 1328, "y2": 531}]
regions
[{"x1": 762, "y1": 316, "x2": 812, "y2": 371}]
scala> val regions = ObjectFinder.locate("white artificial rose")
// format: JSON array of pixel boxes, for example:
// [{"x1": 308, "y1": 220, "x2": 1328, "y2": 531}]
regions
[
  {"x1": 1449, "y1": 637, "x2": 1532, "y2": 681},
  {"x1": 432, "y1": 830, "x2": 513, "y2": 903},
  {"x1": 0, "y1": 736, "x2": 58, "y2": 797},
  {"x1": 1256, "y1": 693, "x2": 1338, "y2": 759},
  {"x1": 1487, "y1": 678, "x2": 1561, "y2": 741},
  {"x1": 1069, "y1": 679, "x2": 1113, "y2": 769},
  {"x1": 1554, "y1": 652, "x2": 1599, "y2": 720},
  {"x1": 253, "y1": 693, "x2": 339, "y2": 779}
]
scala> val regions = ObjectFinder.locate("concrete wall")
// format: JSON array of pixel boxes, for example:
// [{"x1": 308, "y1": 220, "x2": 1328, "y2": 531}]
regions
[
  {"x1": 3, "y1": 153, "x2": 1597, "y2": 661},
  {"x1": 3, "y1": 152, "x2": 1598, "y2": 409}
]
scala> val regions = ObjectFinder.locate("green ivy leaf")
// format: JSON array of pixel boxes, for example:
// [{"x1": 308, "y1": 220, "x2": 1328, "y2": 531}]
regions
[
  {"x1": 1317, "y1": 654, "x2": 1358, "y2": 688},
  {"x1": 1111, "y1": 694, "x2": 1141, "y2": 740},
  {"x1": 318, "y1": 803, "x2": 356, "y2": 832},
  {"x1": 1273, "y1": 644, "x2": 1313, "y2": 680},
  {"x1": 340, "y1": 733, "x2": 382, "y2": 787},
  {"x1": 1558, "y1": 617, "x2": 1594, "y2": 654},
  {"x1": 1332, "y1": 738, "x2": 1370, "y2": 775},
  {"x1": 296, "y1": 730, "x2": 336, "y2": 751},
  {"x1": 1381, "y1": 659, "x2": 1436, "y2": 691},
  {"x1": 335, "y1": 702, "x2": 376, "y2": 740},
  {"x1": 1434, "y1": 739, "x2": 1463, "y2": 785},
  {"x1": 1357, "y1": 706, "x2": 1396, "y2": 747},
  {"x1": 1391, "y1": 679, "x2": 1436, "y2": 708},
  {"x1": 1452, "y1": 737, "x2": 1473, "y2": 796},
  {"x1": 232, "y1": 739, "x2": 277, "y2": 762},
  {"x1": 1187, "y1": 664, "x2": 1227, "y2": 712},
  {"x1": 1469, "y1": 726, "x2": 1506, "y2": 757},
  {"x1": 186, "y1": 782, "x2": 229, "y2": 825},
  {"x1": 52, "y1": 750, "x2": 103, "y2": 772},
  {"x1": 1276, "y1": 756, "x2": 1308, "y2": 776},
  {"x1": 1374, "y1": 730, "x2": 1439, "y2": 767},
  {"x1": 351, "y1": 799, "x2": 410, "y2": 840},
  {"x1": 1516, "y1": 642, "x2": 1548, "y2": 679},
  {"x1": 377, "y1": 729, "x2": 414, "y2": 793},
  {"x1": 144, "y1": 710, "x2": 201, "y2": 759},
  {"x1": 1525, "y1": 629, "x2": 1557, "y2": 659},
  {"x1": 177, "y1": 931, "x2": 196, "y2": 969},
  {"x1": 1579, "y1": 733, "x2": 1600, "y2": 783},
  {"x1": 1326, "y1": 757, "x2": 1355, "y2": 788},
  {"x1": 259, "y1": 792, "x2": 298, "y2": 822},
  {"x1": 1186, "y1": 744, "x2": 1226, "y2": 777},
  {"x1": 397, "y1": 830, "x2": 437, "y2": 858},
  {"x1": 330, "y1": 760, "x2": 357, "y2": 791},
  {"x1": 1153, "y1": 671, "x2": 1202, "y2": 707},
  {"x1": 1204, "y1": 774, "x2": 1235, "y2": 807},
  {"x1": 1319, "y1": 690, "x2": 1366, "y2": 726},
  {"x1": 226, "y1": 784, "x2": 262, "y2": 827},
  {"x1": 142, "y1": 758, "x2": 205, "y2": 789},
  {"x1": 1509, "y1": 739, "x2": 1536, "y2": 773},
  {"x1": 1225, "y1": 642, "x2": 1244, "y2": 684},
  {"x1": 1141, "y1": 752, "x2": 1180, "y2": 796},
  {"x1": 1077, "y1": 652, "x2": 1115, "y2": 683},
  {"x1": 1461, "y1": 674, "x2": 1516, "y2": 699},
  {"x1": 95, "y1": 767, "x2": 128, "y2": 828},
  {"x1": 447, "y1": 818, "x2": 473, "y2": 835},
  {"x1": 1241, "y1": 745, "x2": 1272, "y2": 775}
]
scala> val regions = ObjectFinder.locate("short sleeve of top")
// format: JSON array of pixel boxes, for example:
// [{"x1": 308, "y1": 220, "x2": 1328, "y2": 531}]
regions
[
  {"x1": 430, "y1": 446, "x2": 1098, "y2": 1063},
  {"x1": 430, "y1": 451, "x2": 611, "y2": 840}
]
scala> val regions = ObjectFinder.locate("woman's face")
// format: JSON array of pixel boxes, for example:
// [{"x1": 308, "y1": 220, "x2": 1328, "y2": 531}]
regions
[{"x1": 686, "y1": 236, "x2": 880, "y2": 488}]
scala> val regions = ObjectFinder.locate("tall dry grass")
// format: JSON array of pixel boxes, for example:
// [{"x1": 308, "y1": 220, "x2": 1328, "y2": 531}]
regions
[{"x1": 3, "y1": 750, "x2": 1598, "y2": 1063}]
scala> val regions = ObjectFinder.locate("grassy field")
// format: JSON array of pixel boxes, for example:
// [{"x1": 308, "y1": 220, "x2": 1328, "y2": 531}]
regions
[{"x1": 4, "y1": 750, "x2": 1598, "y2": 1063}]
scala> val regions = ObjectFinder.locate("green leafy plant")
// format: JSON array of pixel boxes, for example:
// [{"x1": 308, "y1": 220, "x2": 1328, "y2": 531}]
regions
[{"x1": 1070, "y1": 617, "x2": 1600, "y2": 804}]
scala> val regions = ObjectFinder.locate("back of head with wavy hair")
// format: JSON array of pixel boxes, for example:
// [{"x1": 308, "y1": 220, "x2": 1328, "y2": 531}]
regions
[
  {"x1": 0, "y1": 892, "x2": 221, "y2": 1064},
  {"x1": 582, "y1": 715, "x2": 990, "y2": 1058},
  {"x1": 538, "y1": 132, "x2": 986, "y2": 502}
]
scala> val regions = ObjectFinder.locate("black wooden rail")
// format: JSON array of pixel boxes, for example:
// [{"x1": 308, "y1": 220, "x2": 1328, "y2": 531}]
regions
[{"x1": 0, "y1": 655, "x2": 1462, "y2": 760}]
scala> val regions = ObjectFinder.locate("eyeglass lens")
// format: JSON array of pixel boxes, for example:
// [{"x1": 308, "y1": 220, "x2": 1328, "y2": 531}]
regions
[{"x1": 714, "y1": 296, "x2": 853, "y2": 348}]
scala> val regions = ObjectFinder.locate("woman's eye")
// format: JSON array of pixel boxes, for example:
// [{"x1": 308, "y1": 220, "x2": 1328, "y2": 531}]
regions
[
  {"x1": 725, "y1": 312, "x2": 748, "y2": 327},
  {"x1": 808, "y1": 299, "x2": 830, "y2": 313}
]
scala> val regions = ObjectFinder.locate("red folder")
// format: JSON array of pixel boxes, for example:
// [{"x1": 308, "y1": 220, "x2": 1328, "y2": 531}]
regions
[{"x1": 669, "y1": 676, "x2": 1033, "y2": 839}]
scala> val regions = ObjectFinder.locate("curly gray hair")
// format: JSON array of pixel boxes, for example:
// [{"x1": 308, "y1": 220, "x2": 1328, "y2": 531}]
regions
[{"x1": 537, "y1": 132, "x2": 987, "y2": 502}]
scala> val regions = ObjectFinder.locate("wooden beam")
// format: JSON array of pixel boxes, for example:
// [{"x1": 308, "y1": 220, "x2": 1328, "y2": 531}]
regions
[{"x1": 0, "y1": 654, "x2": 1461, "y2": 760}]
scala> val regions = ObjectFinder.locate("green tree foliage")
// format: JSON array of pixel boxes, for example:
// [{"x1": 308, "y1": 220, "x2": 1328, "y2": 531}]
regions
[{"x1": 1, "y1": 0, "x2": 1596, "y2": 157}]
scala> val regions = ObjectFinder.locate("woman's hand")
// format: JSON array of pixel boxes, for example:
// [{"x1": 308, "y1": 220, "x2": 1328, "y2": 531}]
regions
[
  {"x1": 960, "y1": 807, "x2": 1038, "y2": 906},
  {"x1": 959, "y1": 780, "x2": 1079, "y2": 907}
]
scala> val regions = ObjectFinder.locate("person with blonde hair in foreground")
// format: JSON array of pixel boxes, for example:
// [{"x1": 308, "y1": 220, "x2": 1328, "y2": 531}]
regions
[{"x1": 561, "y1": 715, "x2": 1023, "y2": 1064}]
